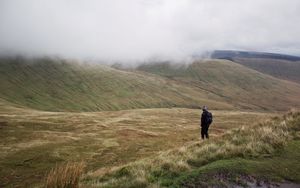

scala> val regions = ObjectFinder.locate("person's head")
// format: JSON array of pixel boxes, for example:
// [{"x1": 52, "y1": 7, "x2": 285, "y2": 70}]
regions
[{"x1": 202, "y1": 105, "x2": 208, "y2": 111}]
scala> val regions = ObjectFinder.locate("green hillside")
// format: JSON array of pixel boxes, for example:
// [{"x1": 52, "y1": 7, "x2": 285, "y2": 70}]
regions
[
  {"x1": 1, "y1": 57, "x2": 300, "y2": 187},
  {"x1": 0, "y1": 57, "x2": 232, "y2": 111},
  {"x1": 1, "y1": 57, "x2": 300, "y2": 112},
  {"x1": 232, "y1": 57, "x2": 300, "y2": 84},
  {"x1": 137, "y1": 59, "x2": 300, "y2": 111}
]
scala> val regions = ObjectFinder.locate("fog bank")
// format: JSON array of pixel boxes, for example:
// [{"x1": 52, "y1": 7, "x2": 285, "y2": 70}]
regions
[{"x1": 0, "y1": 0, "x2": 300, "y2": 63}]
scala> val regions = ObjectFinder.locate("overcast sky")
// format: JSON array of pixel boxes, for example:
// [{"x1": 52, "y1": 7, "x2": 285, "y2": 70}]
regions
[{"x1": 0, "y1": 0, "x2": 300, "y2": 62}]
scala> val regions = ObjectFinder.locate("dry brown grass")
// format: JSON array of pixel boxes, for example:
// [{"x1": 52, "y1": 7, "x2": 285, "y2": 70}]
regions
[
  {"x1": 82, "y1": 111, "x2": 299, "y2": 188},
  {"x1": 45, "y1": 161, "x2": 86, "y2": 188},
  {"x1": 0, "y1": 107, "x2": 275, "y2": 187}
]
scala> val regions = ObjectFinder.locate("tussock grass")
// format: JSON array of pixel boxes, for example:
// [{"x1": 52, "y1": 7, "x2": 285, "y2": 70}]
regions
[
  {"x1": 1, "y1": 108, "x2": 271, "y2": 187},
  {"x1": 82, "y1": 111, "x2": 300, "y2": 187},
  {"x1": 45, "y1": 161, "x2": 86, "y2": 188}
]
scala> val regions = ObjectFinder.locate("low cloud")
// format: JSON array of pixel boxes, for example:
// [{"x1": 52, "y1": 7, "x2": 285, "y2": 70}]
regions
[{"x1": 0, "y1": 0, "x2": 299, "y2": 62}]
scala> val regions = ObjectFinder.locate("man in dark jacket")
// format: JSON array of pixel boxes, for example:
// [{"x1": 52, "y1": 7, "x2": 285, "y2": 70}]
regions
[{"x1": 200, "y1": 106, "x2": 213, "y2": 139}]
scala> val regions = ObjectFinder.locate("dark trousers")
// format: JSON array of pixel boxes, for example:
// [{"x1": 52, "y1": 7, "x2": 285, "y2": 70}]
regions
[{"x1": 201, "y1": 125, "x2": 209, "y2": 139}]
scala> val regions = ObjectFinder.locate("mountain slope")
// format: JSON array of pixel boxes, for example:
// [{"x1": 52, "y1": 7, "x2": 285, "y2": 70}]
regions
[
  {"x1": 229, "y1": 57, "x2": 300, "y2": 84},
  {"x1": 211, "y1": 50, "x2": 300, "y2": 83},
  {"x1": 1, "y1": 57, "x2": 300, "y2": 112},
  {"x1": 0, "y1": 57, "x2": 232, "y2": 111},
  {"x1": 137, "y1": 59, "x2": 300, "y2": 110},
  {"x1": 211, "y1": 50, "x2": 300, "y2": 61}
]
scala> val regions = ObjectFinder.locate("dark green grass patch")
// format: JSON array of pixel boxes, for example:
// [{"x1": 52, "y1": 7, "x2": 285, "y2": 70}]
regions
[{"x1": 170, "y1": 140, "x2": 300, "y2": 188}]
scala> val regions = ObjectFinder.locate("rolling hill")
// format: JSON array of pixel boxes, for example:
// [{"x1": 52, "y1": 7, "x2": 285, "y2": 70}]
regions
[
  {"x1": 137, "y1": 59, "x2": 300, "y2": 111},
  {"x1": 211, "y1": 50, "x2": 300, "y2": 62},
  {"x1": 1, "y1": 55, "x2": 300, "y2": 187},
  {"x1": 1, "y1": 56, "x2": 300, "y2": 112},
  {"x1": 0, "y1": 57, "x2": 232, "y2": 111},
  {"x1": 228, "y1": 57, "x2": 300, "y2": 84},
  {"x1": 211, "y1": 50, "x2": 300, "y2": 83}
]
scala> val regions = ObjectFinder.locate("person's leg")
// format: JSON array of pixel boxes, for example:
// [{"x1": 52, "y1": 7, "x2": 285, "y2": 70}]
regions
[
  {"x1": 204, "y1": 125, "x2": 209, "y2": 139},
  {"x1": 201, "y1": 127, "x2": 205, "y2": 139},
  {"x1": 206, "y1": 127, "x2": 209, "y2": 139}
]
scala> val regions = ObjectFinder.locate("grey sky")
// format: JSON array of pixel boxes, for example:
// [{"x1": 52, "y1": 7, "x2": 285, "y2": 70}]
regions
[{"x1": 0, "y1": 0, "x2": 300, "y2": 62}]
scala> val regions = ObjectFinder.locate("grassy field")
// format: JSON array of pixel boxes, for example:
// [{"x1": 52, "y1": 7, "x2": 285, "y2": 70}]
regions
[
  {"x1": 81, "y1": 111, "x2": 300, "y2": 188},
  {"x1": 0, "y1": 104, "x2": 274, "y2": 187},
  {"x1": 1, "y1": 57, "x2": 300, "y2": 187}
]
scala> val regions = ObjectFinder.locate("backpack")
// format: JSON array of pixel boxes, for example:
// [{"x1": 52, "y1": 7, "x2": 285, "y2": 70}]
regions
[{"x1": 206, "y1": 112, "x2": 213, "y2": 125}]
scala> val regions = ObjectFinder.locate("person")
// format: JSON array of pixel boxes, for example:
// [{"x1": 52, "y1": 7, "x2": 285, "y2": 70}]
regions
[{"x1": 200, "y1": 106, "x2": 213, "y2": 139}]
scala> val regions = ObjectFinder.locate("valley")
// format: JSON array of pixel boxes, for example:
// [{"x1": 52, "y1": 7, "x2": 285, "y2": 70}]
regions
[{"x1": 0, "y1": 55, "x2": 300, "y2": 187}]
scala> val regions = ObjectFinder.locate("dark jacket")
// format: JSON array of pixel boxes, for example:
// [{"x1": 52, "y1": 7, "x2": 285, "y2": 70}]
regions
[{"x1": 201, "y1": 109, "x2": 210, "y2": 127}]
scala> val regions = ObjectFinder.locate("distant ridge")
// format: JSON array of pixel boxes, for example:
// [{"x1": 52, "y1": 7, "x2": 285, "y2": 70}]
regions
[
  {"x1": 211, "y1": 50, "x2": 300, "y2": 62},
  {"x1": 210, "y1": 50, "x2": 300, "y2": 84}
]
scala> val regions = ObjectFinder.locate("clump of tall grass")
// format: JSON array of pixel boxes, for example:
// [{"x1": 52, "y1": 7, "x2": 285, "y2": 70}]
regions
[
  {"x1": 45, "y1": 161, "x2": 86, "y2": 188},
  {"x1": 82, "y1": 111, "x2": 300, "y2": 188}
]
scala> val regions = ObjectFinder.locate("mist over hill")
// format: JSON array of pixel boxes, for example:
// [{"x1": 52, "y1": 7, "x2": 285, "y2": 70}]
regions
[
  {"x1": 1, "y1": 1, "x2": 300, "y2": 187},
  {"x1": 1, "y1": 1, "x2": 300, "y2": 61}
]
